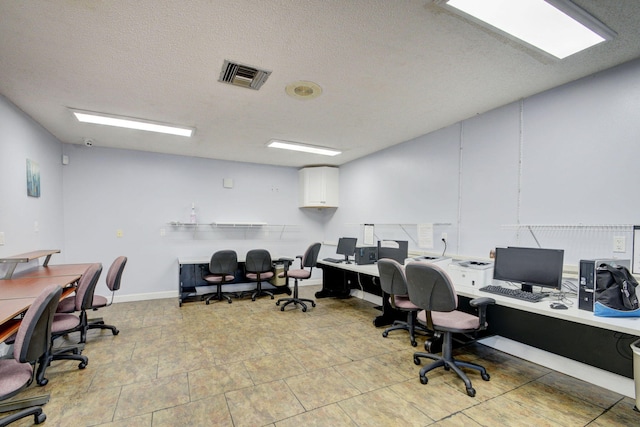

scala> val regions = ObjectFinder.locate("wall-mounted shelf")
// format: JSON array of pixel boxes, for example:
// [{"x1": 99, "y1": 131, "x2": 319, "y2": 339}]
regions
[
  {"x1": 502, "y1": 224, "x2": 633, "y2": 231},
  {"x1": 164, "y1": 222, "x2": 298, "y2": 240}
]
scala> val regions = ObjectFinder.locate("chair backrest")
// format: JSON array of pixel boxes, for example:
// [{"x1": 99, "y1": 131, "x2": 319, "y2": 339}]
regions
[
  {"x1": 301, "y1": 242, "x2": 321, "y2": 269},
  {"x1": 106, "y1": 256, "x2": 127, "y2": 292},
  {"x1": 405, "y1": 262, "x2": 458, "y2": 312},
  {"x1": 209, "y1": 250, "x2": 238, "y2": 275},
  {"x1": 245, "y1": 249, "x2": 272, "y2": 273},
  {"x1": 75, "y1": 263, "x2": 103, "y2": 311},
  {"x1": 377, "y1": 258, "x2": 409, "y2": 296},
  {"x1": 14, "y1": 285, "x2": 62, "y2": 364}
]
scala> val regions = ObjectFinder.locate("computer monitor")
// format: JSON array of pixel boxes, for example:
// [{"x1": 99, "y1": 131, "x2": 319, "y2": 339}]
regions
[
  {"x1": 336, "y1": 237, "x2": 358, "y2": 263},
  {"x1": 493, "y1": 246, "x2": 564, "y2": 293},
  {"x1": 377, "y1": 240, "x2": 408, "y2": 264}
]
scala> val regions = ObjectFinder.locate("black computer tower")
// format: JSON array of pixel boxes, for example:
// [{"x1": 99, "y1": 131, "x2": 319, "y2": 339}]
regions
[
  {"x1": 355, "y1": 246, "x2": 377, "y2": 265},
  {"x1": 578, "y1": 259, "x2": 630, "y2": 311}
]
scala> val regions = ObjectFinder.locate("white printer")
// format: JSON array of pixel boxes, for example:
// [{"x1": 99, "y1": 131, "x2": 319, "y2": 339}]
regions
[
  {"x1": 446, "y1": 260, "x2": 494, "y2": 288},
  {"x1": 405, "y1": 255, "x2": 452, "y2": 268}
]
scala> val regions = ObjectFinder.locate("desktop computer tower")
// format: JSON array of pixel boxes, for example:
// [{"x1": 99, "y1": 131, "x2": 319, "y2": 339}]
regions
[
  {"x1": 355, "y1": 246, "x2": 377, "y2": 265},
  {"x1": 578, "y1": 258, "x2": 630, "y2": 311}
]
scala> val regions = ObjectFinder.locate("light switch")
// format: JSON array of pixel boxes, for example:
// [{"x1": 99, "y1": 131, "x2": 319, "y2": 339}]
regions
[
  {"x1": 0, "y1": 232, "x2": 5, "y2": 245},
  {"x1": 116, "y1": 229, "x2": 123, "y2": 238}
]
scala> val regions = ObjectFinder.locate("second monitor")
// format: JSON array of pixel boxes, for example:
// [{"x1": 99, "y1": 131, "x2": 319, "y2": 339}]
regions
[{"x1": 336, "y1": 237, "x2": 358, "y2": 263}]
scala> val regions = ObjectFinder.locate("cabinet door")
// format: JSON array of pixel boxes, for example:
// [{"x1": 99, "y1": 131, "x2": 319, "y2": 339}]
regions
[{"x1": 299, "y1": 167, "x2": 339, "y2": 208}]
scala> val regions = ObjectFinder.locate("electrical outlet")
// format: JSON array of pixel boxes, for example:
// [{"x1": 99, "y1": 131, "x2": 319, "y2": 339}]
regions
[
  {"x1": 613, "y1": 236, "x2": 626, "y2": 253},
  {"x1": 441, "y1": 232, "x2": 448, "y2": 241},
  {"x1": 160, "y1": 228, "x2": 166, "y2": 237},
  {"x1": 0, "y1": 231, "x2": 4, "y2": 245},
  {"x1": 116, "y1": 229, "x2": 124, "y2": 238},
  {"x1": 34, "y1": 221, "x2": 39, "y2": 233}
]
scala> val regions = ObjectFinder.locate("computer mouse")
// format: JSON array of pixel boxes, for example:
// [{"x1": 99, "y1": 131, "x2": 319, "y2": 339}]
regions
[{"x1": 550, "y1": 302, "x2": 568, "y2": 310}]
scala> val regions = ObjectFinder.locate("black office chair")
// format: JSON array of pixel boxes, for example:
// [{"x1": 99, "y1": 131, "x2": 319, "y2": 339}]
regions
[
  {"x1": 276, "y1": 242, "x2": 321, "y2": 312},
  {"x1": 244, "y1": 249, "x2": 275, "y2": 301},
  {"x1": 0, "y1": 285, "x2": 61, "y2": 426},
  {"x1": 204, "y1": 250, "x2": 237, "y2": 304},
  {"x1": 405, "y1": 261, "x2": 495, "y2": 397},
  {"x1": 377, "y1": 258, "x2": 430, "y2": 346}
]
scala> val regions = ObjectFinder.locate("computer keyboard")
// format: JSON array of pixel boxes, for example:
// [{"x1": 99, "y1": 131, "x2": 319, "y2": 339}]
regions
[
  {"x1": 479, "y1": 285, "x2": 546, "y2": 302},
  {"x1": 323, "y1": 258, "x2": 343, "y2": 263}
]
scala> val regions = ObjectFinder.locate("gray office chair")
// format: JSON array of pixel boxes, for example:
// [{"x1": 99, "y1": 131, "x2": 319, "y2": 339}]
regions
[
  {"x1": 244, "y1": 249, "x2": 275, "y2": 301},
  {"x1": 377, "y1": 258, "x2": 430, "y2": 347},
  {"x1": 57, "y1": 257, "x2": 126, "y2": 339},
  {"x1": 0, "y1": 285, "x2": 61, "y2": 426},
  {"x1": 37, "y1": 264, "x2": 102, "y2": 385},
  {"x1": 204, "y1": 250, "x2": 237, "y2": 304},
  {"x1": 276, "y1": 242, "x2": 321, "y2": 312},
  {"x1": 405, "y1": 261, "x2": 495, "y2": 397}
]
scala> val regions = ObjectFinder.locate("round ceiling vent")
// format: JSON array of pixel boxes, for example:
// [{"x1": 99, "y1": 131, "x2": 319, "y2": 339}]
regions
[{"x1": 285, "y1": 81, "x2": 322, "y2": 100}]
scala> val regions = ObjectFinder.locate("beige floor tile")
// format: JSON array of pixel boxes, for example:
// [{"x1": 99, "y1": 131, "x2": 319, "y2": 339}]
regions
[
  {"x1": 95, "y1": 413, "x2": 153, "y2": 427},
  {"x1": 89, "y1": 356, "x2": 158, "y2": 390},
  {"x1": 114, "y1": 374, "x2": 190, "y2": 420},
  {"x1": 275, "y1": 403, "x2": 358, "y2": 427},
  {"x1": 338, "y1": 387, "x2": 434, "y2": 427},
  {"x1": 35, "y1": 386, "x2": 121, "y2": 427},
  {"x1": 333, "y1": 357, "x2": 409, "y2": 393},
  {"x1": 225, "y1": 380, "x2": 305, "y2": 426},
  {"x1": 151, "y1": 394, "x2": 233, "y2": 427},
  {"x1": 290, "y1": 343, "x2": 352, "y2": 371},
  {"x1": 536, "y1": 370, "x2": 624, "y2": 409},
  {"x1": 389, "y1": 378, "x2": 476, "y2": 421},
  {"x1": 285, "y1": 366, "x2": 362, "y2": 410},
  {"x1": 430, "y1": 412, "x2": 482, "y2": 426},
  {"x1": 463, "y1": 395, "x2": 566, "y2": 427},
  {"x1": 243, "y1": 351, "x2": 306, "y2": 384},
  {"x1": 188, "y1": 363, "x2": 254, "y2": 400},
  {"x1": 588, "y1": 397, "x2": 640, "y2": 426}
]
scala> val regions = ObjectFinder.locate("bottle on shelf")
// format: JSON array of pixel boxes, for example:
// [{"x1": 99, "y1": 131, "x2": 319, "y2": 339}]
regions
[{"x1": 190, "y1": 202, "x2": 197, "y2": 224}]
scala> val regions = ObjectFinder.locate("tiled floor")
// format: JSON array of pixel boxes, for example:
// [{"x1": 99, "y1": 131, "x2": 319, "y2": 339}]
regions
[{"x1": 7, "y1": 285, "x2": 639, "y2": 426}]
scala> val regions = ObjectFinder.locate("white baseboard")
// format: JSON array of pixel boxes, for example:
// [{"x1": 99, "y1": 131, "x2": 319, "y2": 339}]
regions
[{"x1": 479, "y1": 335, "x2": 635, "y2": 398}]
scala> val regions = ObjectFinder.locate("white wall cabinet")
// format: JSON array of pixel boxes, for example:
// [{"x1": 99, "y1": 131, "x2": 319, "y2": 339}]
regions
[{"x1": 299, "y1": 166, "x2": 339, "y2": 208}]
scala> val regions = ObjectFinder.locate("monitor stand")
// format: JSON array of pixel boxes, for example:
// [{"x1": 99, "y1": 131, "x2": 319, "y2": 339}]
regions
[
  {"x1": 344, "y1": 254, "x2": 351, "y2": 264},
  {"x1": 521, "y1": 283, "x2": 533, "y2": 293}
]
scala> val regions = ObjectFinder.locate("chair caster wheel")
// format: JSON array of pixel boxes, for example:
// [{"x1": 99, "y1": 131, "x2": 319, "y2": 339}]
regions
[
  {"x1": 481, "y1": 373, "x2": 490, "y2": 381},
  {"x1": 38, "y1": 378, "x2": 48, "y2": 386},
  {"x1": 444, "y1": 365, "x2": 450, "y2": 371},
  {"x1": 411, "y1": 340, "x2": 417, "y2": 347},
  {"x1": 281, "y1": 306, "x2": 285, "y2": 311},
  {"x1": 311, "y1": 302, "x2": 316, "y2": 307},
  {"x1": 420, "y1": 375, "x2": 428, "y2": 385},
  {"x1": 35, "y1": 413, "x2": 46, "y2": 424},
  {"x1": 302, "y1": 307, "x2": 307, "y2": 312},
  {"x1": 382, "y1": 331, "x2": 388, "y2": 338},
  {"x1": 113, "y1": 329, "x2": 119, "y2": 336},
  {"x1": 252, "y1": 298, "x2": 256, "y2": 302},
  {"x1": 466, "y1": 387, "x2": 476, "y2": 397},
  {"x1": 270, "y1": 295, "x2": 274, "y2": 299},
  {"x1": 276, "y1": 301, "x2": 280, "y2": 306},
  {"x1": 79, "y1": 361, "x2": 87, "y2": 369},
  {"x1": 206, "y1": 300, "x2": 210, "y2": 305},
  {"x1": 227, "y1": 299, "x2": 232, "y2": 304},
  {"x1": 414, "y1": 357, "x2": 421, "y2": 365}
]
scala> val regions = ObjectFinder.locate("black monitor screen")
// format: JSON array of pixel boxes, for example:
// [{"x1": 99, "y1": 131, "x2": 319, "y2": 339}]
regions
[
  {"x1": 493, "y1": 246, "x2": 564, "y2": 292},
  {"x1": 336, "y1": 237, "x2": 357, "y2": 263},
  {"x1": 377, "y1": 240, "x2": 408, "y2": 264}
]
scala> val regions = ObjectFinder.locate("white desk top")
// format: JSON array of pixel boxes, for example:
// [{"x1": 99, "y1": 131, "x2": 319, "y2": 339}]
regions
[{"x1": 317, "y1": 260, "x2": 640, "y2": 336}]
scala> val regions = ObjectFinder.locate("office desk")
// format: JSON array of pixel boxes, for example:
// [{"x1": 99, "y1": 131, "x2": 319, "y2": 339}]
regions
[
  {"x1": 0, "y1": 249, "x2": 61, "y2": 279},
  {"x1": 12, "y1": 263, "x2": 93, "y2": 279},
  {"x1": 316, "y1": 260, "x2": 639, "y2": 378},
  {"x1": 0, "y1": 275, "x2": 80, "y2": 342}
]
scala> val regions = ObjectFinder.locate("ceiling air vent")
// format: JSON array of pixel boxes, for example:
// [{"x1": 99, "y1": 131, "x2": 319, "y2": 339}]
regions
[{"x1": 219, "y1": 60, "x2": 271, "y2": 90}]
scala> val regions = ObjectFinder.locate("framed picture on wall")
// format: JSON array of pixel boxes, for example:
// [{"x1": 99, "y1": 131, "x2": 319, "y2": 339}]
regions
[{"x1": 26, "y1": 158, "x2": 40, "y2": 197}]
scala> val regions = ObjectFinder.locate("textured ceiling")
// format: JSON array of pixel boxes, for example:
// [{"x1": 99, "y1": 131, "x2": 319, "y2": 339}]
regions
[{"x1": 1, "y1": 1, "x2": 639, "y2": 168}]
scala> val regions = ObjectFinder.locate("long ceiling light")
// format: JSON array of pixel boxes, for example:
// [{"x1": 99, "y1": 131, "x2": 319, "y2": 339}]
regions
[
  {"x1": 71, "y1": 109, "x2": 194, "y2": 137},
  {"x1": 443, "y1": 0, "x2": 616, "y2": 59},
  {"x1": 267, "y1": 140, "x2": 341, "y2": 156}
]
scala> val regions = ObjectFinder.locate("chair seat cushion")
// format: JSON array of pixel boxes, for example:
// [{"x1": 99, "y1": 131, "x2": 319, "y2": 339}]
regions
[
  {"x1": 0, "y1": 359, "x2": 33, "y2": 398},
  {"x1": 278, "y1": 269, "x2": 311, "y2": 280},
  {"x1": 92, "y1": 294, "x2": 108, "y2": 308},
  {"x1": 418, "y1": 309, "x2": 481, "y2": 331},
  {"x1": 56, "y1": 296, "x2": 76, "y2": 313},
  {"x1": 246, "y1": 272, "x2": 274, "y2": 281},
  {"x1": 204, "y1": 274, "x2": 235, "y2": 283},
  {"x1": 391, "y1": 295, "x2": 420, "y2": 310},
  {"x1": 52, "y1": 313, "x2": 80, "y2": 333}
]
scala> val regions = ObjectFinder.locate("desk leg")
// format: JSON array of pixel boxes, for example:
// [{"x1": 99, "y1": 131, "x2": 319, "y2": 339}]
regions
[
  {"x1": 315, "y1": 266, "x2": 351, "y2": 299},
  {"x1": 373, "y1": 291, "x2": 407, "y2": 327}
]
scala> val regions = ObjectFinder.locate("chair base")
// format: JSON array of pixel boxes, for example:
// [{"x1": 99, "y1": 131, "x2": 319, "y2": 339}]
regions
[
  {"x1": 382, "y1": 310, "x2": 431, "y2": 347},
  {"x1": 276, "y1": 297, "x2": 316, "y2": 312},
  {"x1": 413, "y1": 332, "x2": 489, "y2": 397},
  {"x1": 0, "y1": 405, "x2": 46, "y2": 426},
  {"x1": 37, "y1": 344, "x2": 88, "y2": 386},
  {"x1": 87, "y1": 318, "x2": 120, "y2": 337}
]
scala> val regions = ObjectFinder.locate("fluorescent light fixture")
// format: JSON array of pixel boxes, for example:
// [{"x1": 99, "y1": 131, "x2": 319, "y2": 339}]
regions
[
  {"x1": 71, "y1": 109, "x2": 194, "y2": 137},
  {"x1": 267, "y1": 140, "x2": 341, "y2": 156},
  {"x1": 444, "y1": 0, "x2": 615, "y2": 59}
]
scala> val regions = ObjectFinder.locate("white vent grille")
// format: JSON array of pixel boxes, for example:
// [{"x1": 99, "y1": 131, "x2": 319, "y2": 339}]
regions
[{"x1": 219, "y1": 60, "x2": 271, "y2": 90}]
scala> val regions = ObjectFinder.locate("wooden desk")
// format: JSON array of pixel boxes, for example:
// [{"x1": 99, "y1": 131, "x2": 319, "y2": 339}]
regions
[
  {"x1": 12, "y1": 263, "x2": 93, "y2": 279},
  {"x1": 0, "y1": 275, "x2": 79, "y2": 342},
  {"x1": 0, "y1": 249, "x2": 61, "y2": 279},
  {"x1": 316, "y1": 260, "x2": 640, "y2": 378}
]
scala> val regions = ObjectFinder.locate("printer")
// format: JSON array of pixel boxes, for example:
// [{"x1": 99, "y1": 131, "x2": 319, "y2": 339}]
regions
[
  {"x1": 446, "y1": 260, "x2": 494, "y2": 288},
  {"x1": 405, "y1": 255, "x2": 452, "y2": 268},
  {"x1": 355, "y1": 246, "x2": 377, "y2": 265}
]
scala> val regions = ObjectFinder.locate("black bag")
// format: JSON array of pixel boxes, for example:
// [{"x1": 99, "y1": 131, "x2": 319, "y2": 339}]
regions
[{"x1": 594, "y1": 264, "x2": 640, "y2": 317}]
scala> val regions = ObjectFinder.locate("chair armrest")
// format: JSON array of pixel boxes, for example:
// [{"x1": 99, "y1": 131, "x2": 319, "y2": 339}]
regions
[
  {"x1": 275, "y1": 257, "x2": 295, "y2": 272},
  {"x1": 469, "y1": 297, "x2": 495, "y2": 330}
]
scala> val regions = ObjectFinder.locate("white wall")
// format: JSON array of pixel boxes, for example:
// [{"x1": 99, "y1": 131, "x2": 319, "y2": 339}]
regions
[
  {"x1": 0, "y1": 96, "x2": 65, "y2": 266},
  {"x1": 333, "y1": 58, "x2": 640, "y2": 266}
]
